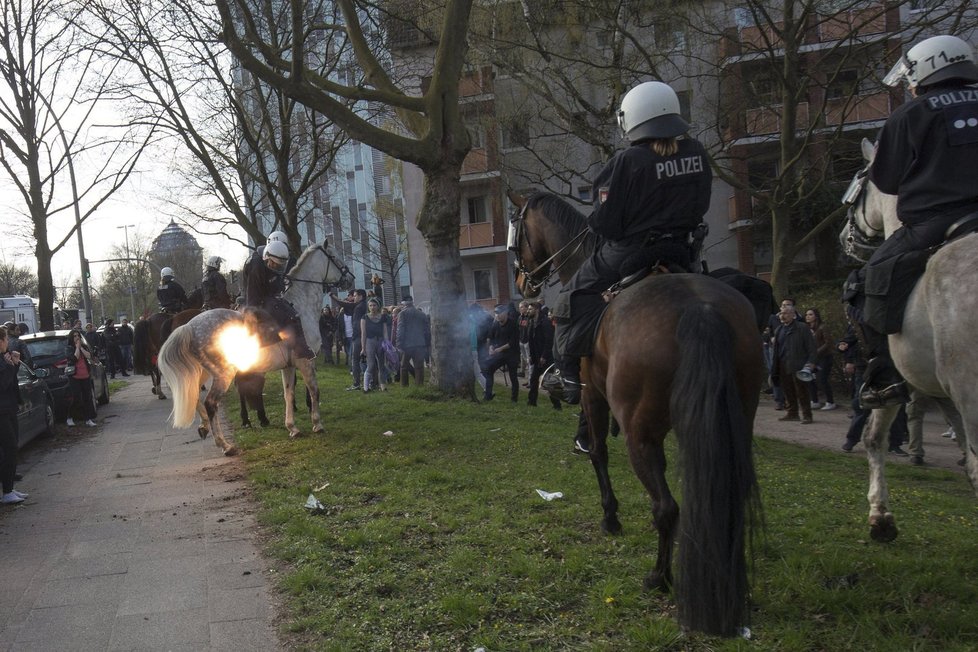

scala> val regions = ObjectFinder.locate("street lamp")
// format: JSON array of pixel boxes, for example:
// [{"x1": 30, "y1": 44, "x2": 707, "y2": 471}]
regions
[{"x1": 117, "y1": 224, "x2": 136, "y2": 320}]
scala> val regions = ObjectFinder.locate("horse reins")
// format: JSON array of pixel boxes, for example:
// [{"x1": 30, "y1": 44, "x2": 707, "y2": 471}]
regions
[
  {"x1": 510, "y1": 202, "x2": 590, "y2": 294},
  {"x1": 284, "y1": 242, "x2": 355, "y2": 292}
]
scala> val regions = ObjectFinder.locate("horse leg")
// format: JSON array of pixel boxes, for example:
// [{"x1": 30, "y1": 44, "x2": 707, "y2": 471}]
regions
[
  {"x1": 583, "y1": 396, "x2": 620, "y2": 535},
  {"x1": 155, "y1": 367, "x2": 167, "y2": 400},
  {"x1": 626, "y1": 435, "x2": 677, "y2": 593},
  {"x1": 238, "y1": 384, "x2": 251, "y2": 428},
  {"x1": 204, "y1": 376, "x2": 237, "y2": 456},
  {"x1": 297, "y1": 359, "x2": 322, "y2": 433},
  {"x1": 864, "y1": 406, "x2": 900, "y2": 542},
  {"x1": 282, "y1": 367, "x2": 301, "y2": 438}
]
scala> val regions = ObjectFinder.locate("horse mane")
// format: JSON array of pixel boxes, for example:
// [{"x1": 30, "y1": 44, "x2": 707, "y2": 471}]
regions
[
  {"x1": 525, "y1": 191, "x2": 588, "y2": 234},
  {"x1": 292, "y1": 241, "x2": 323, "y2": 277}
]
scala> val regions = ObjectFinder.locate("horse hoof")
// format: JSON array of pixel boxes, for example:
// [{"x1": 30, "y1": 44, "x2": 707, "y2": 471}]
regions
[
  {"x1": 158, "y1": 394, "x2": 167, "y2": 400},
  {"x1": 601, "y1": 518, "x2": 622, "y2": 536},
  {"x1": 151, "y1": 387, "x2": 157, "y2": 395},
  {"x1": 259, "y1": 419, "x2": 270, "y2": 427},
  {"x1": 312, "y1": 424, "x2": 324, "y2": 433},
  {"x1": 224, "y1": 446, "x2": 239, "y2": 457},
  {"x1": 198, "y1": 427, "x2": 209, "y2": 439},
  {"x1": 288, "y1": 431, "x2": 304, "y2": 439},
  {"x1": 869, "y1": 515, "x2": 898, "y2": 543},
  {"x1": 643, "y1": 571, "x2": 671, "y2": 593}
]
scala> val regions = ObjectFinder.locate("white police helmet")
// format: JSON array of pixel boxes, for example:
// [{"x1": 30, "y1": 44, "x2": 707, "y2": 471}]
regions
[
  {"x1": 206, "y1": 255, "x2": 222, "y2": 269},
  {"x1": 883, "y1": 35, "x2": 978, "y2": 89},
  {"x1": 617, "y1": 81, "x2": 690, "y2": 142},
  {"x1": 267, "y1": 231, "x2": 288, "y2": 244},
  {"x1": 263, "y1": 240, "x2": 289, "y2": 270},
  {"x1": 161, "y1": 267, "x2": 175, "y2": 279}
]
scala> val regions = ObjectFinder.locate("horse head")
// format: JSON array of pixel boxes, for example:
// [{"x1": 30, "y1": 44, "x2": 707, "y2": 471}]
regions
[
  {"x1": 840, "y1": 138, "x2": 897, "y2": 262},
  {"x1": 295, "y1": 240, "x2": 354, "y2": 291},
  {"x1": 507, "y1": 190, "x2": 591, "y2": 297}
]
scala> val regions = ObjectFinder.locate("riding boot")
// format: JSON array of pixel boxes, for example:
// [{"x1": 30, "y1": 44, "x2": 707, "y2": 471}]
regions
[
  {"x1": 559, "y1": 355, "x2": 583, "y2": 405},
  {"x1": 858, "y1": 323, "x2": 908, "y2": 409}
]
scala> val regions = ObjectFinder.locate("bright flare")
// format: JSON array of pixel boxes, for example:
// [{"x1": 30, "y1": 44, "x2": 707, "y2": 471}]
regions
[{"x1": 217, "y1": 324, "x2": 260, "y2": 371}]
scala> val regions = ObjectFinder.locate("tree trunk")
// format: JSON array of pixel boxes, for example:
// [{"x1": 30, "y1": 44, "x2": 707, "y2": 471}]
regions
[
  {"x1": 768, "y1": 203, "x2": 796, "y2": 301},
  {"x1": 418, "y1": 169, "x2": 475, "y2": 398}
]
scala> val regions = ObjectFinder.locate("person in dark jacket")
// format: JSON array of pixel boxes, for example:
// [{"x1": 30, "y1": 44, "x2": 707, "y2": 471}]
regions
[
  {"x1": 201, "y1": 256, "x2": 231, "y2": 309},
  {"x1": 331, "y1": 289, "x2": 368, "y2": 389},
  {"x1": 157, "y1": 267, "x2": 188, "y2": 314},
  {"x1": 552, "y1": 80, "x2": 712, "y2": 404},
  {"x1": 856, "y1": 35, "x2": 978, "y2": 408},
  {"x1": 319, "y1": 307, "x2": 336, "y2": 364},
  {"x1": 482, "y1": 304, "x2": 520, "y2": 402},
  {"x1": 243, "y1": 239, "x2": 314, "y2": 359},
  {"x1": 3, "y1": 321, "x2": 31, "y2": 369},
  {"x1": 771, "y1": 307, "x2": 817, "y2": 424},
  {"x1": 117, "y1": 318, "x2": 134, "y2": 373},
  {"x1": 102, "y1": 319, "x2": 128, "y2": 379},
  {"x1": 525, "y1": 301, "x2": 558, "y2": 409},
  {"x1": 0, "y1": 325, "x2": 26, "y2": 505},
  {"x1": 395, "y1": 296, "x2": 428, "y2": 387}
]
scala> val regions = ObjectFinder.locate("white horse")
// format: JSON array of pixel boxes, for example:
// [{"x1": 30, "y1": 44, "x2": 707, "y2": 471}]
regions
[
  {"x1": 841, "y1": 138, "x2": 978, "y2": 541},
  {"x1": 158, "y1": 241, "x2": 353, "y2": 454}
]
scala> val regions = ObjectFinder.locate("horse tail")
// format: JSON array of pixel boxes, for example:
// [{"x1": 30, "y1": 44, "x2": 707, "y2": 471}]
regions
[
  {"x1": 671, "y1": 302, "x2": 759, "y2": 636},
  {"x1": 133, "y1": 320, "x2": 153, "y2": 375},
  {"x1": 157, "y1": 325, "x2": 202, "y2": 429}
]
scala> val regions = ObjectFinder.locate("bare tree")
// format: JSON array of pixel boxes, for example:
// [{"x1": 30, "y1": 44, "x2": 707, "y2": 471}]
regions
[
  {"x1": 0, "y1": 0, "x2": 154, "y2": 329},
  {"x1": 0, "y1": 262, "x2": 38, "y2": 296},
  {"x1": 86, "y1": 0, "x2": 349, "y2": 254},
  {"x1": 217, "y1": 0, "x2": 477, "y2": 394}
]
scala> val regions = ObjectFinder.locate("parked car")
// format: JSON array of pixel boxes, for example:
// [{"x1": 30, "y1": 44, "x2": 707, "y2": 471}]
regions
[
  {"x1": 19, "y1": 330, "x2": 109, "y2": 420},
  {"x1": 17, "y1": 365, "x2": 55, "y2": 448}
]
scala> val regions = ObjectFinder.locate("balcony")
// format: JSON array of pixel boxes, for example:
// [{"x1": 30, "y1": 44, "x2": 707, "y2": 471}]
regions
[
  {"x1": 743, "y1": 102, "x2": 809, "y2": 136},
  {"x1": 825, "y1": 91, "x2": 890, "y2": 126},
  {"x1": 818, "y1": 5, "x2": 886, "y2": 41},
  {"x1": 462, "y1": 147, "x2": 489, "y2": 175},
  {"x1": 459, "y1": 222, "x2": 494, "y2": 250}
]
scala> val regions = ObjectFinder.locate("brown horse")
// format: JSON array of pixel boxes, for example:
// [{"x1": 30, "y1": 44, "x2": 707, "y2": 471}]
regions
[
  {"x1": 133, "y1": 289, "x2": 204, "y2": 399},
  {"x1": 510, "y1": 191, "x2": 764, "y2": 636}
]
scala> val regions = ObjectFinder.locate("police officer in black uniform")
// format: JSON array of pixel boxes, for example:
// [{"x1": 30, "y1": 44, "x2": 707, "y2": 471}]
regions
[
  {"x1": 551, "y1": 80, "x2": 712, "y2": 404},
  {"x1": 244, "y1": 238, "x2": 315, "y2": 359},
  {"x1": 201, "y1": 255, "x2": 231, "y2": 309},
  {"x1": 157, "y1": 267, "x2": 187, "y2": 314},
  {"x1": 856, "y1": 34, "x2": 978, "y2": 409}
]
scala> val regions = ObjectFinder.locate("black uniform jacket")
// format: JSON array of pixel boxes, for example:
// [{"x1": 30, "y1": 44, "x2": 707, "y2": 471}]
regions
[
  {"x1": 871, "y1": 83, "x2": 978, "y2": 225},
  {"x1": 587, "y1": 138, "x2": 712, "y2": 242}
]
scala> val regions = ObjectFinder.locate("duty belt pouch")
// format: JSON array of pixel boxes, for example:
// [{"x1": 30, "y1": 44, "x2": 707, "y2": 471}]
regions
[{"x1": 864, "y1": 251, "x2": 928, "y2": 334}]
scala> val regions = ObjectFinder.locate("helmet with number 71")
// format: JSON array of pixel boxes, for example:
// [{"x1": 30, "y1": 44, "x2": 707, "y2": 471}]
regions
[
  {"x1": 883, "y1": 35, "x2": 978, "y2": 89},
  {"x1": 617, "y1": 81, "x2": 690, "y2": 143}
]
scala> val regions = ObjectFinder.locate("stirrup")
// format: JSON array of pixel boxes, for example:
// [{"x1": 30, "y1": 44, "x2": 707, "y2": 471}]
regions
[{"x1": 858, "y1": 381, "x2": 909, "y2": 410}]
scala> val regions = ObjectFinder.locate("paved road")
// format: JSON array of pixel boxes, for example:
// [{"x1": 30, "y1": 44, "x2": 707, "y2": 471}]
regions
[
  {"x1": 752, "y1": 392, "x2": 968, "y2": 472},
  {"x1": 0, "y1": 375, "x2": 281, "y2": 651}
]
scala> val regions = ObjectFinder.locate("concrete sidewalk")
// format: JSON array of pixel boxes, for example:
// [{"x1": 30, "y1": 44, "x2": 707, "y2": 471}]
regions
[
  {"x1": 0, "y1": 375, "x2": 282, "y2": 651},
  {"x1": 752, "y1": 392, "x2": 967, "y2": 473}
]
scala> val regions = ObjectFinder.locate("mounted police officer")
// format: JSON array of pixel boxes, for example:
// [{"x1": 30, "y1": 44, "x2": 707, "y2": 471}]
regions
[
  {"x1": 201, "y1": 255, "x2": 231, "y2": 309},
  {"x1": 241, "y1": 230, "x2": 293, "y2": 306},
  {"x1": 551, "y1": 80, "x2": 712, "y2": 404},
  {"x1": 855, "y1": 35, "x2": 978, "y2": 409},
  {"x1": 157, "y1": 267, "x2": 187, "y2": 314},
  {"x1": 243, "y1": 237, "x2": 314, "y2": 359}
]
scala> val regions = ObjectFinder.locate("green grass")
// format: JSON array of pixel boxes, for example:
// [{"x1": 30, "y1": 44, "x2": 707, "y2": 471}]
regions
[{"x1": 228, "y1": 365, "x2": 978, "y2": 651}]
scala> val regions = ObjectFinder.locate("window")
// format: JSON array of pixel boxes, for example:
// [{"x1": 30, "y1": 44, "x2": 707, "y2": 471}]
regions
[
  {"x1": 733, "y1": 7, "x2": 756, "y2": 27},
  {"x1": 827, "y1": 69, "x2": 860, "y2": 100},
  {"x1": 675, "y1": 89, "x2": 692, "y2": 122},
  {"x1": 473, "y1": 269, "x2": 493, "y2": 300},
  {"x1": 654, "y1": 19, "x2": 686, "y2": 51},
  {"x1": 466, "y1": 196, "x2": 488, "y2": 224},
  {"x1": 577, "y1": 185, "x2": 592, "y2": 202},
  {"x1": 501, "y1": 121, "x2": 529, "y2": 149},
  {"x1": 746, "y1": 70, "x2": 779, "y2": 108},
  {"x1": 467, "y1": 125, "x2": 485, "y2": 149}
]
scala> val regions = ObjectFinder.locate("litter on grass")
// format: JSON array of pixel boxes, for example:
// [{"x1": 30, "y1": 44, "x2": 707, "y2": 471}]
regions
[
  {"x1": 382, "y1": 430, "x2": 394, "y2": 437},
  {"x1": 304, "y1": 494, "x2": 327, "y2": 514},
  {"x1": 535, "y1": 489, "x2": 563, "y2": 501}
]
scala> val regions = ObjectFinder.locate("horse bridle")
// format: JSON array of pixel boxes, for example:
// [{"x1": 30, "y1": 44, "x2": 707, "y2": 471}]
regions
[
  {"x1": 508, "y1": 202, "x2": 589, "y2": 294},
  {"x1": 284, "y1": 241, "x2": 355, "y2": 292},
  {"x1": 841, "y1": 164, "x2": 883, "y2": 263}
]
